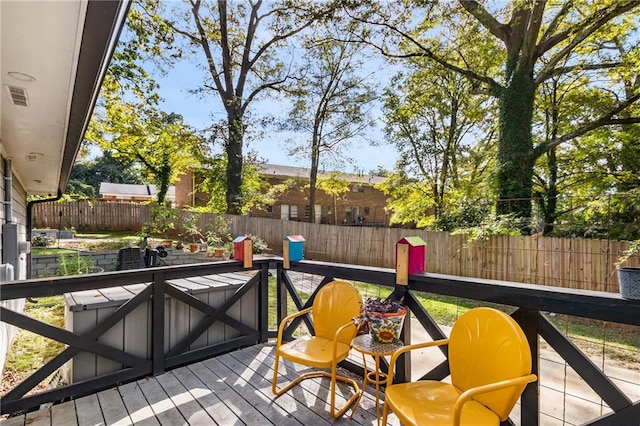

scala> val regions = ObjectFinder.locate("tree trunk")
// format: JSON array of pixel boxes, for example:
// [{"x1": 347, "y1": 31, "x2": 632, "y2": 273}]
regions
[
  {"x1": 496, "y1": 70, "x2": 536, "y2": 226},
  {"x1": 309, "y1": 132, "x2": 320, "y2": 223},
  {"x1": 543, "y1": 146, "x2": 558, "y2": 235},
  {"x1": 226, "y1": 110, "x2": 244, "y2": 215}
]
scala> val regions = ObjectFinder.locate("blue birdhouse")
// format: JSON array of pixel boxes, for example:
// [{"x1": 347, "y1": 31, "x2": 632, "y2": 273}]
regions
[{"x1": 284, "y1": 235, "x2": 305, "y2": 261}]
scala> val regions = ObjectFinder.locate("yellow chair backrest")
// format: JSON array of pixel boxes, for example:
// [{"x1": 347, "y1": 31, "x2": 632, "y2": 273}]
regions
[
  {"x1": 312, "y1": 280, "x2": 362, "y2": 344},
  {"x1": 449, "y1": 307, "x2": 532, "y2": 420}
]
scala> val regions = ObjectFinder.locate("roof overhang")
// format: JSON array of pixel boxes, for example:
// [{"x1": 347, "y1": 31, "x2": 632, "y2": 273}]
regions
[{"x1": 0, "y1": 0, "x2": 129, "y2": 196}]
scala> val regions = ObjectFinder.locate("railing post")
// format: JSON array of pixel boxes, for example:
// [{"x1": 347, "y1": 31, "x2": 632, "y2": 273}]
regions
[
  {"x1": 394, "y1": 285, "x2": 411, "y2": 383},
  {"x1": 276, "y1": 262, "x2": 287, "y2": 326},
  {"x1": 259, "y1": 262, "x2": 270, "y2": 342},
  {"x1": 152, "y1": 271, "x2": 165, "y2": 375},
  {"x1": 515, "y1": 308, "x2": 539, "y2": 426}
]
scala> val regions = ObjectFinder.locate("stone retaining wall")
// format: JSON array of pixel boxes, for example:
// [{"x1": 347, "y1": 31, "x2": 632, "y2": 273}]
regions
[{"x1": 32, "y1": 249, "x2": 214, "y2": 277}]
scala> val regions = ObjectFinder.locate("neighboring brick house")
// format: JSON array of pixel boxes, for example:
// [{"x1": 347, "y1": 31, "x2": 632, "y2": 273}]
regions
[{"x1": 175, "y1": 163, "x2": 390, "y2": 226}]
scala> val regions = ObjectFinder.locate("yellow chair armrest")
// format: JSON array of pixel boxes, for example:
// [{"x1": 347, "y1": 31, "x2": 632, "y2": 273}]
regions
[
  {"x1": 385, "y1": 339, "x2": 450, "y2": 386},
  {"x1": 276, "y1": 307, "x2": 313, "y2": 346},
  {"x1": 330, "y1": 320, "x2": 358, "y2": 360},
  {"x1": 452, "y1": 374, "x2": 538, "y2": 425}
]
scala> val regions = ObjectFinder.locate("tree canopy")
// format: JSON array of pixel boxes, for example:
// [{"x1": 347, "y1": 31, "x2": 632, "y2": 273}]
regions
[
  {"x1": 127, "y1": 0, "x2": 344, "y2": 214},
  {"x1": 349, "y1": 0, "x2": 640, "y2": 231}
]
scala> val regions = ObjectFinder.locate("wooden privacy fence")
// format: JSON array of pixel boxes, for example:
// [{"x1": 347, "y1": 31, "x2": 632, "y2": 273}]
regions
[
  {"x1": 32, "y1": 201, "x2": 639, "y2": 293},
  {"x1": 33, "y1": 201, "x2": 149, "y2": 232}
]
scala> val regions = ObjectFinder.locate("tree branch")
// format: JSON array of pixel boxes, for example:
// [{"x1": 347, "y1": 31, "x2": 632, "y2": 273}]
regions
[
  {"x1": 520, "y1": 0, "x2": 546, "y2": 70},
  {"x1": 345, "y1": 14, "x2": 503, "y2": 97},
  {"x1": 539, "y1": 0, "x2": 573, "y2": 46},
  {"x1": 242, "y1": 77, "x2": 289, "y2": 114},
  {"x1": 541, "y1": 62, "x2": 622, "y2": 80},
  {"x1": 188, "y1": 0, "x2": 227, "y2": 99},
  {"x1": 458, "y1": 0, "x2": 509, "y2": 42},
  {"x1": 536, "y1": 91, "x2": 640, "y2": 155},
  {"x1": 217, "y1": 0, "x2": 235, "y2": 100},
  {"x1": 536, "y1": 1, "x2": 640, "y2": 84}
]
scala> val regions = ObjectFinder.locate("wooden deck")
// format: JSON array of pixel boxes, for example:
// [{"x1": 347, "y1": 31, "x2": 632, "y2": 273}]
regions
[{"x1": 1, "y1": 343, "x2": 400, "y2": 426}]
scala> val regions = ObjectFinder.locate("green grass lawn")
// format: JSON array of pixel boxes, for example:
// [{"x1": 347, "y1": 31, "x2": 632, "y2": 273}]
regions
[{"x1": 1, "y1": 296, "x2": 65, "y2": 396}]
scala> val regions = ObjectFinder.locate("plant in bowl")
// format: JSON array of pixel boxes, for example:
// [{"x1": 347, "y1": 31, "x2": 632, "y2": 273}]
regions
[
  {"x1": 617, "y1": 239, "x2": 640, "y2": 300},
  {"x1": 361, "y1": 296, "x2": 407, "y2": 343}
]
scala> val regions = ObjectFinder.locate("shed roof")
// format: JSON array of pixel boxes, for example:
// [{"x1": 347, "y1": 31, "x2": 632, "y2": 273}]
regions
[{"x1": 99, "y1": 183, "x2": 176, "y2": 199}]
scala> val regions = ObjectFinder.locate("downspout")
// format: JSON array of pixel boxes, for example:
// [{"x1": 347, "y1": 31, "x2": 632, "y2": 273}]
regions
[
  {"x1": 26, "y1": 189, "x2": 63, "y2": 278},
  {"x1": 4, "y1": 158, "x2": 13, "y2": 224}
]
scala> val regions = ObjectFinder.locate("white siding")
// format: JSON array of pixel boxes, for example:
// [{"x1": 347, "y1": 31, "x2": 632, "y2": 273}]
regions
[{"x1": 1, "y1": 154, "x2": 29, "y2": 385}]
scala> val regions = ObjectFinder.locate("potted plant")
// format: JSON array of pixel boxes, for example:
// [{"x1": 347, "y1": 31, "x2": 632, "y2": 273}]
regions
[
  {"x1": 181, "y1": 211, "x2": 203, "y2": 252},
  {"x1": 360, "y1": 296, "x2": 407, "y2": 343},
  {"x1": 204, "y1": 216, "x2": 231, "y2": 258},
  {"x1": 142, "y1": 202, "x2": 178, "y2": 247},
  {"x1": 617, "y1": 239, "x2": 640, "y2": 300}
]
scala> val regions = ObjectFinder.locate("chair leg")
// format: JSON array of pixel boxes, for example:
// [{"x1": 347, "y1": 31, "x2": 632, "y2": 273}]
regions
[
  {"x1": 329, "y1": 369, "x2": 361, "y2": 418},
  {"x1": 271, "y1": 352, "x2": 281, "y2": 395},
  {"x1": 272, "y1": 358, "x2": 361, "y2": 418},
  {"x1": 381, "y1": 400, "x2": 390, "y2": 425}
]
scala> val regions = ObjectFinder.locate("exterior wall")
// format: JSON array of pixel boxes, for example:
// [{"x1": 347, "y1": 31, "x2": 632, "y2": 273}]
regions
[
  {"x1": 0, "y1": 156, "x2": 28, "y2": 279},
  {"x1": 174, "y1": 171, "x2": 196, "y2": 208},
  {"x1": 1, "y1": 155, "x2": 29, "y2": 385},
  {"x1": 175, "y1": 170, "x2": 389, "y2": 226},
  {"x1": 0, "y1": 157, "x2": 4, "y2": 264},
  {"x1": 252, "y1": 176, "x2": 388, "y2": 225}
]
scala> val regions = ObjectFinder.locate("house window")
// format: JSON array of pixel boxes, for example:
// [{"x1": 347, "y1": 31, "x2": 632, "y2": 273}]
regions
[
  {"x1": 305, "y1": 205, "x2": 310, "y2": 219},
  {"x1": 352, "y1": 185, "x2": 364, "y2": 193},
  {"x1": 364, "y1": 207, "x2": 370, "y2": 216},
  {"x1": 281, "y1": 204, "x2": 299, "y2": 220},
  {"x1": 265, "y1": 205, "x2": 273, "y2": 213}
]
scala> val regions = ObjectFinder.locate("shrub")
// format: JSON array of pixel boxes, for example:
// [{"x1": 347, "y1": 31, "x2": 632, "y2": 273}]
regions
[
  {"x1": 57, "y1": 252, "x2": 95, "y2": 276},
  {"x1": 246, "y1": 234, "x2": 268, "y2": 254},
  {"x1": 32, "y1": 234, "x2": 55, "y2": 247}
]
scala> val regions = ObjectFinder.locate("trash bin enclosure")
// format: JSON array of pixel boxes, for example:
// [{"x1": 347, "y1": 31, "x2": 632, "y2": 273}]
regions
[{"x1": 64, "y1": 272, "x2": 258, "y2": 383}]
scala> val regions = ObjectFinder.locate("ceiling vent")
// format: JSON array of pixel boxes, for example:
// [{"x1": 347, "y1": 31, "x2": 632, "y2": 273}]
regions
[{"x1": 3, "y1": 85, "x2": 29, "y2": 107}]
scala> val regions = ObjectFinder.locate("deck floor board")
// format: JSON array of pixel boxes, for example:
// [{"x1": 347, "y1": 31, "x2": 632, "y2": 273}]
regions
[
  {"x1": 0, "y1": 343, "x2": 400, "y2": 425},
  {"x1": 96, "y1": 388, "x2": 132, "y2": 426}
]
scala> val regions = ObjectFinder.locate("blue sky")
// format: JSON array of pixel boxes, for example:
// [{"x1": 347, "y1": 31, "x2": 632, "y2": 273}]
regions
[{"x1": 148, "y1": 59, "x2": 399, "y2": 174}]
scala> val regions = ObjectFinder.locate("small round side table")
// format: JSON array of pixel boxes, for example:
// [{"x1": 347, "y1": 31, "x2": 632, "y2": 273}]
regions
[{"x1": 351, "y1": 334, "x2": 403, "y2": 425}]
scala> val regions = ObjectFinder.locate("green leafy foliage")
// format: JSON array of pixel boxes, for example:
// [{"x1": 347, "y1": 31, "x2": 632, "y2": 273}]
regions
[
  {"x1": 363, "y1": 1, "x2": 640, "y2": 227},
  {"x1": 31, "y1": 234, "x2": 55, "y2": 248},
  {"x1": 203, "y1": 216, "x2": 232, "y2": 248},
  {"x1": 142, "y1": 202, "x2": 179, "y2": 236},
  {"x1": 68, "y1": 152, "x2": 143, "y2": 198},
  {"x1": 246, "y1": 234, "x2": 268, "y2": 254},
  {"x1": 128, "y1": 0, "x2": 342, "y2": 214},
  {"x1": 451, "y1": 214, "x2": 524, "y2": 242},
  {"x1": 57, "y1": 253, "x2": 96, "y2": 276}
]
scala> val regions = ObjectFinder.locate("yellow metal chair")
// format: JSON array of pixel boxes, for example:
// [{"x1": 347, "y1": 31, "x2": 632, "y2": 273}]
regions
[
  {"x1": 381, "y1": 307, "x2": 537, "y2": 426},
  {"x1": 272, "y1": 280, "x2": 362, "y2": 418}
]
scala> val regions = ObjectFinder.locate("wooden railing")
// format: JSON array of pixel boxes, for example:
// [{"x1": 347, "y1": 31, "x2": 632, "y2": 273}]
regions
[
  {"x1": 2, "y1": 258, "x2": 639, "y2": 424},
  {"x1": 0, "y1": 261, "x2": 269, "y2": 415},
  {"x1": 276, "y1": 261, "x2": 640, "y2": 426}
]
